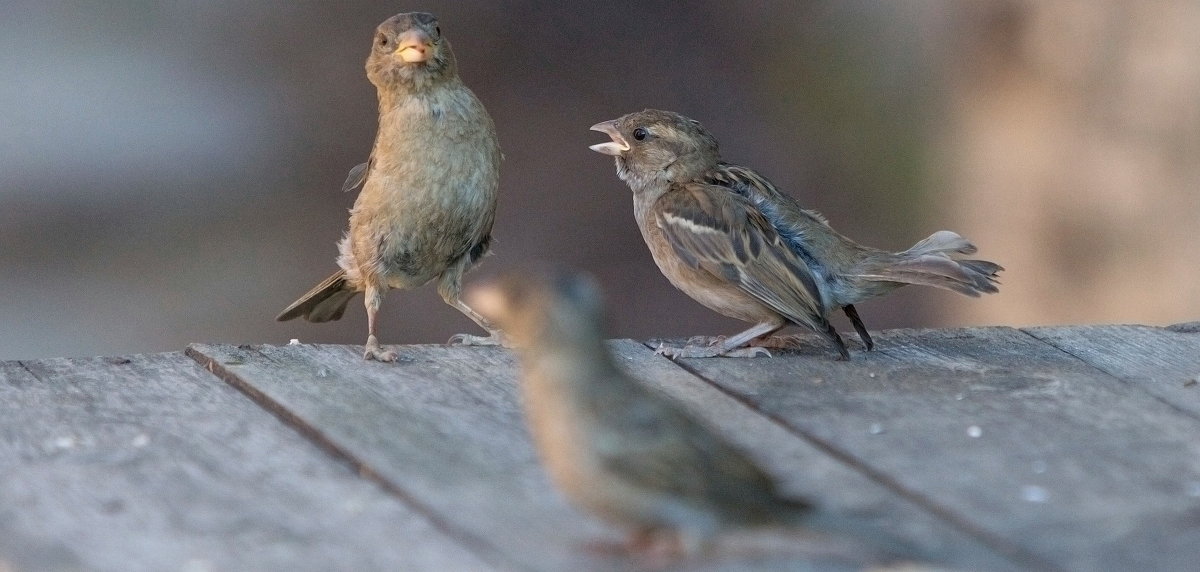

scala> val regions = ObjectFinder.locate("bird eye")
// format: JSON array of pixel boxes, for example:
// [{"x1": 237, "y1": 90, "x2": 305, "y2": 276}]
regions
[
  {"x1": 633, "y1": 128, "x2": 648, "y2": 141},
  {"x1": 435, "y1": 26, "x2": 441, "y2": 36},
  {"x1": 377, "y1": 33, "x2": 389, "y2": 46}
]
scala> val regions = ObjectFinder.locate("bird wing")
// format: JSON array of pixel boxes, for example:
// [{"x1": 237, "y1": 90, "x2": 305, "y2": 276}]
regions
[
  {"x1": 654, "y1": 183, "x2": 830, "y2": 331},
  {"x1": 341, "y1": 160, "x2": 371, "y2": 193},
  {"x1": 590, "y1": 379, "x2": 781, "y2": 505},
  {"x1": 707, "y1": 162, "x2": 786, "y2": 202}
]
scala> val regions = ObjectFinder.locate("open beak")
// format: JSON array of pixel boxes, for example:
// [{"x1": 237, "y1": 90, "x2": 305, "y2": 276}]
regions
[
  {"x1": 395, "y1": 29, "x2": 433, "y2": 63},
  {"x1": 589, "y1": 121, "x2": 630, "y2": 156}
]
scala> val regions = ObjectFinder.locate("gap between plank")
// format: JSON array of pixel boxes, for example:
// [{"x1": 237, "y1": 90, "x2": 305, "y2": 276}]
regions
[
  {"x1": 16, "y1": 360, "x2": 41, "y2": 382},
  {"x1": 184, "y1": 346, "x2": 522, "y2": 572},
  {"x1": 645, "y1": 342, "x2": 1060, "y2": 572}
]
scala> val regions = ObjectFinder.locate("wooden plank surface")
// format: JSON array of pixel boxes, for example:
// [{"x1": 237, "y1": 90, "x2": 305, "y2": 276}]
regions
[
  {"x1": 667, "y1": 326, "x2": 1200, "y2": 572},
  {"x1": 1025, "y1": 324, "x2": 1200, "y2": 419},
  {"x1": 7, "y1": 325, "x2": 1196, "y2": 571},
  {"x1": 189, "y1": 342, "x2": 606, "y2": 572},
  {"x1": 0, "y1": 353, "x2": 491, "y2": 572},
  {"x1": 187, "y1": 341, "x2": 1021, "y2": 571},
  {"x1": 600, "y1": 340, "x2": 1021, "y2": 572}
]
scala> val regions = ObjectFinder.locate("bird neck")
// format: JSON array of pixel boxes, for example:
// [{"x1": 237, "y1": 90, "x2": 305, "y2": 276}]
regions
[
  {"x1": 375, "y1": 75, "x2": 460, "y2": 112},
  {"x1": 629, "y1": 180, "x2": 670, "y2": 230}
]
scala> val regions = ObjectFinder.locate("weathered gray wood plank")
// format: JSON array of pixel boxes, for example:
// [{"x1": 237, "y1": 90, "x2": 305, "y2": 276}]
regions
[
  {"x1": 603, "y1": 340, "x2": 1021, "y2": 572},
  {"x1": 189, "y1": 342, "x2": 618, "y2": 572},
  {"x1": 189, "y1": 341, "x2": 1019, "y2": 572},
  {"x1": 667, "y1": 326, "x2": 1200, "y2": 572},
  {"x1": 1024, "y1": 324, "x2": 1200, "y2": 419},
  {"x1": 0, "y1": 353, "x2": 492, "y2": 572}
]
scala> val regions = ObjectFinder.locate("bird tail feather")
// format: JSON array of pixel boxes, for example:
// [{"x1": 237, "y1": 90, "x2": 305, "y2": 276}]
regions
[
  {"x1": 276, "y1": 270, "x2": 358, "y2": 322},
  {"x1": 858, "y1": 231, "x2": 1003, "y2": 297}
]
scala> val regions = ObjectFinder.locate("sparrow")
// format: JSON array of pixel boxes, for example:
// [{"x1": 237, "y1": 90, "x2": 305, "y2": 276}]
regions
[
  {"x1": 589, "y1": 109, "x2": 1002, "y2": 360},
  {"x1": 277, "y1": 12, "x2": 503, "y2": 361},
  {"x1": 468, "y1": 270, "x2": 816, "y2": 554}
]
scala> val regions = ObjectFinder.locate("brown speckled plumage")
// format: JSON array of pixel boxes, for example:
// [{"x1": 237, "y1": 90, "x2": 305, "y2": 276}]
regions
[
  {"x1": 590, "y1": 110, "x2": 1002, "y2": 360},
  {"x1": 277, "y1": 12, "x2": 503, "y2": 361}
]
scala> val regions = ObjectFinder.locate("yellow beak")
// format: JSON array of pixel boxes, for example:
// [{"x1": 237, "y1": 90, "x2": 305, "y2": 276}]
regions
[{"x1": 394, "y1": 29, "x2": 433, "y2": 63}]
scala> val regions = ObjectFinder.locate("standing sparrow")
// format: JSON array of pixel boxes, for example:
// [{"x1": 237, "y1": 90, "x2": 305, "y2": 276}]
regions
[
  {"x1": 468, "y1": 270, "x2": 816, "y2": 554},
  {"x1": 590, "y1": 109, "x2": 1002, "y2": 360},
  {"x1": 277, "y1": 12, "x2": 503, "y2": 361}
]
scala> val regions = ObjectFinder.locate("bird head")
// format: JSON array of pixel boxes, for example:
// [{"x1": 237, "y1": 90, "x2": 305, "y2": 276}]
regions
[
  {"x1": 366, "y1": 12, "x2": 456, "y2": 91},
  {"x1": 468, "y1": 270, "x2": 607, "y2": 352},
  {"x1": 589, "y1": 109, "x2": 720, "y2": 188}
]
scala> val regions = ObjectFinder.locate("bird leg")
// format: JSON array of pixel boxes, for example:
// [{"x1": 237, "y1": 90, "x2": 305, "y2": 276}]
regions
[
  {"x1": 748, "y1": 333, "x2": 808, "y2": 349},
  {"x1": 626, "y1": 527, "x2": 661, "y2": 553},
  {"x1": 655, "y1": 321, "x2": 783, "y2": 358},
  {"x1": 627, "y1": 527, "x2": 685, "y2": 565},
  {"x1": 746, "y1": 324, "x2": 853, "y2": 360},
  {"x1": 820, "y1": 321, "x2": 851, "y2": 361},
  {"x1": 363, "y1": 285, "x2": 399, "y2": 362},
  {"x1": 438, "y1": 270, "x2": 508, "y2": 347},
  {"x1": 842, "y1": 304, "x2": 874, "y2": 350}
]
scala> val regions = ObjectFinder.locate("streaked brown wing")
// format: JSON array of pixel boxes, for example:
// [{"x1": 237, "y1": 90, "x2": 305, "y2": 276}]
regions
[
  {"x1": 707, "y1": 162, "x2": 833, "y2": 228},
  {"x1": 653, "y1": 183, "x2": 830, "y2": 331},
  {"x1": 589, "y1": 376, "x2": 779, "y2": 504},
  {"x1": 706, "y1": 162, "x2": 787, "y2": 203}
]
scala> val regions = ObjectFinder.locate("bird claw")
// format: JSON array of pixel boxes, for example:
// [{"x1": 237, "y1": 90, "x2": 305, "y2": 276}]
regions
[
  {"x1": 364, "y1": 335, "x2": 399, "y2": 362},
  {"x1": 722, "y1": 346, "x2": 772, "y2": 358},
  {"x1": 364, "y1": 346, "x2": 399, "y2": 362},
  {"x1": 653, "y1": 343, "x2": 679, "y2": 359},
  {"x1": 447, "y1": 331, "x2": 509, "y2": 347},
  {"x1": 655, "y1": 342, "x2": 771, "y2": 359}
]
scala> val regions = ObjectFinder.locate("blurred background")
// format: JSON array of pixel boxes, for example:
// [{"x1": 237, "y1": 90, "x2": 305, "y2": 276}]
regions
[{"x1": 2, "y1": 1, "x2": 1197, "y2": 360}]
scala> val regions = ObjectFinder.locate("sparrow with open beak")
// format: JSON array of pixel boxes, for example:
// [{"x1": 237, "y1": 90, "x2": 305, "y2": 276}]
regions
[
  {"x1": 277, "y1": 12, "x2": 503, "y2": 361},
  {"x1": 589, "y1": 110, "x2": 1002, "y2": 360}
]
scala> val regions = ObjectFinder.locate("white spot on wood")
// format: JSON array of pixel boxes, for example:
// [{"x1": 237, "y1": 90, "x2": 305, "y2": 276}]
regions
[
  {"x1": 52, "y1": 436, "x2": 77, "y2": 449},
  {"x1": 1021, "y1": 485, "x2": 1050, "y2": 503}
]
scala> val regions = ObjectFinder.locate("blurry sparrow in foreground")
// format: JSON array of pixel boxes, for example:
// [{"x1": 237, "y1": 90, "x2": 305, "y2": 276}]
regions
[
  {"x1": 590, "y1": 109, "x2": 1002, "y2": 360},
  {"x1": 277, "y1": 12, "x2": 503, "y2": 361},
  {"x1": 470, "y1": 270, "x2": 814, "y2": 554},
  {"x1": 470, "y1": 270, "x2": 924, "y2": 560}
]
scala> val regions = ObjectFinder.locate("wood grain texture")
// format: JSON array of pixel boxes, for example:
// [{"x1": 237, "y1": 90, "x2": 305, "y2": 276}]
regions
[
  {"x1": 188, "y1": 341, "x2": 1021, "y2": 571},
  {"x1": 1025, "y1": 324, "x2": 1200, "y2": 419},
  {"x1": 666, "y1": 327, "x2": 1200, "y2": 572},
  {"x1": 602, "y1": 340, "x2": 1020, "y2": 571},
  {"x1": 9, "y1": 325, "x2": 1194, "y2": 571},
  {"x1": 188, "y1": 342, "x2": 617, "y2": 572},
  {"x1": 0, "y1": 353, "x2": 491, "y2": 572}
]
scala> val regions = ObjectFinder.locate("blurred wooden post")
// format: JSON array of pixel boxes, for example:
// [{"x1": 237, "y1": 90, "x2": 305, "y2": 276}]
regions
[{"x1": 936, "y1": 1, "x2": 1200, "y2": 326}]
